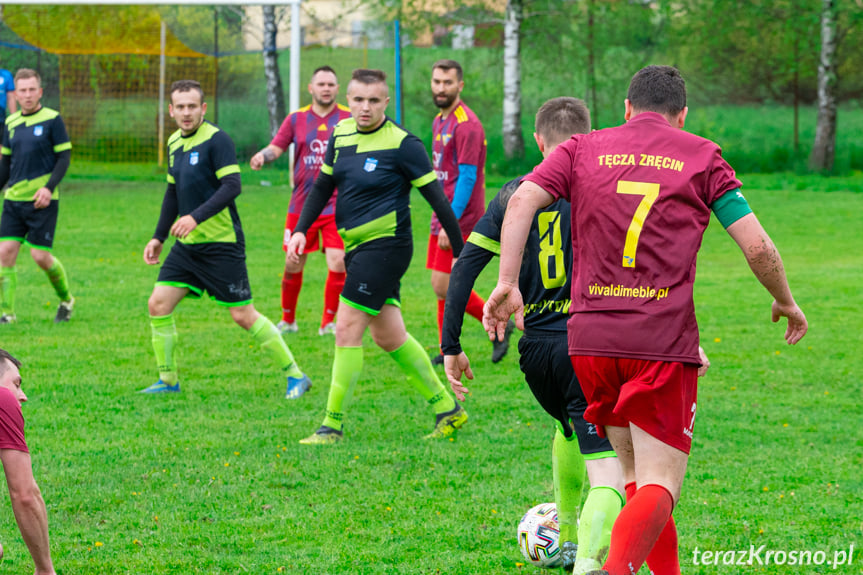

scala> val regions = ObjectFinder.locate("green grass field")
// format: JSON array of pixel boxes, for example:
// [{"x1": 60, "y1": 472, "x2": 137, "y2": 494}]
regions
[{"x1": 0, "y1": 166, "x2": 860, "y2": 574}]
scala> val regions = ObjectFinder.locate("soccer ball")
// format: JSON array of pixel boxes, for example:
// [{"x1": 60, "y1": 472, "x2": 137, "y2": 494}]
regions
[{"x1": 516, "y1": 502, "x2": 561, "y2": 568}]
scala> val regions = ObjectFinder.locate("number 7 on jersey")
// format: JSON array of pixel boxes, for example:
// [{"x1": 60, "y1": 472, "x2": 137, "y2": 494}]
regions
[{"x1": 616, "y1": 180, "x2": 660, "y2": 268}]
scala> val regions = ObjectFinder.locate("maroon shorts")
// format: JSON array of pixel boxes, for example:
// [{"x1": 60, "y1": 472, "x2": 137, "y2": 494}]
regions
[
  {"x1": 571, "y1": 355, "x2": 698, "y2": 454},
  {"x1": 284, "y1": 213, "x2": 343, "y2": 253},
  {"x1": 425, "y1": 233, "x2": 470, "y2": 273}
]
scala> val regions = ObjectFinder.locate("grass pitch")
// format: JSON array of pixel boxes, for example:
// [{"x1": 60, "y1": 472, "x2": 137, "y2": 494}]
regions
[{"x1": 0, "y1": 166, "x2": 859, "y2": 574}]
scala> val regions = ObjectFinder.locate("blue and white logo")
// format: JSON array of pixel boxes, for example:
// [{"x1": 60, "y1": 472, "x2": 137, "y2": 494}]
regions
[
  {"x1": 190, "y1": 151, "x2": 199, "y2": 166},
  {"x1": 34, "y1": 125, "x2": 43, "y2": 137},
  {"x1": 363, "y1": 157, "x2": 378, "y2": 173}
]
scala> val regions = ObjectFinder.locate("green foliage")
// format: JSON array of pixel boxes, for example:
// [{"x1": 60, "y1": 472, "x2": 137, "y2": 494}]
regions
[{"x1": 0, "y1": 166, "x2": 858, "y2": 574}]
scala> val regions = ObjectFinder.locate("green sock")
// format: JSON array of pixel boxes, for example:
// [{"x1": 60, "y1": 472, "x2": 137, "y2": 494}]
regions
[
  {"x1": 250, "y1": 315, "x2": 302, "y2": 378},
  {"x1": 552, "y1": 426, "x2": 586, "y2": 545},
  {"x1": 45, "y1": 256, "x2": 72, "y2": 301},
  {"x1": 151, "y1": 314, "x2": 179, "y2": 384},
  {"x1": 575, "y1": 485, "x2": 624, "y2": 564},
  {"x1": 322, "y1": 346, "x2": 363, "y2": 431},
  {"x1": 0, "y1": 266, "x2": 16, "y2": 315},
  {"x1": 388, "y1": 333, "x2": 455, "y2": 414}
]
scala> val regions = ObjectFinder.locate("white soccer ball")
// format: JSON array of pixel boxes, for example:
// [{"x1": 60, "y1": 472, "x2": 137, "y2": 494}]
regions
[{"x1": 517, "y1": 502, "x2": 562, "y2": 568}]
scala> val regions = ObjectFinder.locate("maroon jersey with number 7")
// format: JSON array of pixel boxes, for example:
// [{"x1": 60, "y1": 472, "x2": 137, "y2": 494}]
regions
[{"x1": 525, "y1": 112, "x2": 741, "y2": 364}]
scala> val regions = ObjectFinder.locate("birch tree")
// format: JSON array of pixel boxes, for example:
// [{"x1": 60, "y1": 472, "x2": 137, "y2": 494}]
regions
[
  {"x1": 502, "y1": 0, "x2": 524, "y2": 159},
  {"x1": 810, "y1": 0, "x2": 838, "y2": 171},
  {"x1": 262, "y1": 5, "x2": 286, "y2": 138}
]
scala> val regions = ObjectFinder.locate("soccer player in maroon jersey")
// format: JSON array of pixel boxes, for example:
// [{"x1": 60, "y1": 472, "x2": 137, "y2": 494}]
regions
[
  {"x1": 0, "y1": 349, "x2": 56, "y2": 575},
  {"x1": 427, "y1": 59, "x2": 512, "y2": 366},
  {"x1": 484, "y1": 66, "x2": 808, "y2": 575},
  {"x1": 250, "y1": 66, "x2": 352, "y2": 336}
]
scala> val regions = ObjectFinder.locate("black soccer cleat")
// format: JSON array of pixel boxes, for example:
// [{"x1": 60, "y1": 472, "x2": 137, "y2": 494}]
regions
[
  {"x1": 54, "y1": 297, "x2": 75, "y2": 323},
  {"x1": 491, "y1": 319, "x2": 515, "y2": 363},
  {"x1": 431, "y1": 353, "x2": 445, "y2": 366}
]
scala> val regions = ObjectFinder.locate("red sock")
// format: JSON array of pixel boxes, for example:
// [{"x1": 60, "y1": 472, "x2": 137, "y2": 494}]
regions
[
  {"x1": 603, "y1": 484, "x2": 674, "y2": 575},
  {"x1": 436, "y1": 299, "x2": 445, "y2": 346},
  {"x1": 465, "y1": 290, "x2": 485, "y2": 322},
  {"x1": 281, "y1": 271, "x2": 303, "y2": 323},
  {"x1": 626, "y1": 481, "x2": 680, "y2": 575},
  {"x1": 322, "y1": 271, "x2": 345, "y2": 327}
]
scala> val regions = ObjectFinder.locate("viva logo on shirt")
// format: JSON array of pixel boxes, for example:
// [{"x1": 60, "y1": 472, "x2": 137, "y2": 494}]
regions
[
  {"x1": 363, "y1": 157, "x2": 378, "y2": 173},
  {"x1": 190, "y1": 151, "x2": 199, "y2": 166},
  {"x1": 34, "y1": 125, "x2": 43, "y2": 136}
]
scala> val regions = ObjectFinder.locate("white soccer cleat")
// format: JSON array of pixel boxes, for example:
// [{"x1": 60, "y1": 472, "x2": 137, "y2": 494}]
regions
[
  {"x1": 318, "y1": 322, "x2": 336, "y2": 336},
  {"x1": 276, "y1": 320, "x2": 298, "y2": 334}
]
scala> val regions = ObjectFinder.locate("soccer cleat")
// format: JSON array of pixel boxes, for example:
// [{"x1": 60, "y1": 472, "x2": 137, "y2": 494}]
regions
[
  {"x1": 54, "y1": 297, "x2": 75, "y2": 323},
  {"x1": 430, "y1": 353, "x2": 444, "y2": 366},
  {"x1": 318, "y1": 322, "x2": 336, "y2": 336},
  {"x1": 491, "y1": 319, "x2": 515, "y2": 363},
  {"x1": 0, "y1": 313, "x2": 16, "y2": 324},
  {"x1": 285, "y1": 373, "x2": 312, "y2": 399},
  {"x1": 561, "y1": 541, "x2": 578, "y2": 572},
  {"x1": 424, "y1": 403, "x2": 468, "y2": 439},
  {"x1": 572, "y1": 557, "x2": 604, "y2": 575},
  {"x1": 140, "y1": 380, "x2": 180, "y2": 393},
  {"x1": 299, "y1": 425, "x2": 343, "y2": 445},
  {"x1": 581, "y1": 571, "x2": 609, "y2": 575},
  {"x1": 276, "y1": 320, "x2": 298, "y2": 334}
]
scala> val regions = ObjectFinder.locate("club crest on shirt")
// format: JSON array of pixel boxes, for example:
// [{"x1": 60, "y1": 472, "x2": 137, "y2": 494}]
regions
[
  {"x1": 33, "y1": 125, "x2": 43, "y2": 137},
  {"x1": 190, "y1": 151, "x2": 199, "y2": 166},
  {"x1": 441, "y1": 133, "x2": 452, "y2": 146},
  {"x1": 363, "y1": 157, "x2": 378, "y2": 173}
]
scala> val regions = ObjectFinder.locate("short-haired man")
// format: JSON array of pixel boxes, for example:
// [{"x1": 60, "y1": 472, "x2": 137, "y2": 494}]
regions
[
  {"x1": 142, "y1": 80, "x2": 311, "y2": 398},
  {"x1": 0, "y1": 69, "x2": 74, "y2": 324},
  {"x1": 0, "y1": 349, "x2": 57, "y2": 575},
  {"x1": 427, "y1": 59, "x2": 511, "y2": 365},
  {"x1": 443, "y1": 97, "x2": 625, "y2": 571},
  {"x1": 484, "y1": 66, "x2": 807, "y2": 575},
  {"x1": 288, "y1": 69, "x2": 468, "y2": 444},
  {"x1": 250, "y1": 66, "x2": 351, "y2": 336}
]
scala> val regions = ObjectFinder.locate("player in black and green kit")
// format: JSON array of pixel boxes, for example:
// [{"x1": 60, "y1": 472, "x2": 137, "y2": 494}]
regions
[
  {"x1": 287, "y1": 69, "x2": 467, "y2": 444},
  {"x1": 443, "y1": 98, "x2": 625, "y2": 572},
  {"x1": 0, "y1": 69, "x2": 74, "y2": 324},
  {"x1": 141, "y1": 80, "x2": 311, "y2": 397}
]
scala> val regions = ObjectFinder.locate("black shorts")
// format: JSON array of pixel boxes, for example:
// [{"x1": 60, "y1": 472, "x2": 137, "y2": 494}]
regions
[
  {"x1": 157, "y1": 241, "x2": 252, "y2": 306},
  {"x1": 0, "y1": 199, "x2": 59, "y2": 249},
  {"x1": 518, "y1": 333, "x2": 614, "y2": 457},
  {"x1": 341, "y1": 238, "x2": 412, "y2": 316}
]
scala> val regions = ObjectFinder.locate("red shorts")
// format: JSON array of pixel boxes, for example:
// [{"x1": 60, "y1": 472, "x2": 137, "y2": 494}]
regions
[
  {"x1": 426, "y1": 233, "x2": 470, "y2": 273},
  {"x1": 284, "y1": 213, "x2": 343, "y2": 253},
  {"x1": 571, "y1": 355, "x2": 698, "y2": 454}
]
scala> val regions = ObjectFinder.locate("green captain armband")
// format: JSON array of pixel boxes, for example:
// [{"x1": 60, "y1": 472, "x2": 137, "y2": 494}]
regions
[{"x1": 711, "y1": 188, "x2": 752, "y2": 228}]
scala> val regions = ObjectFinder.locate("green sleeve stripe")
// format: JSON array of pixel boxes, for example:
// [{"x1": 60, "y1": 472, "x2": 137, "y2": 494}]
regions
[
  {"x1": 412, "y1": 171, "x2": 437, "y2": 188},
  {"x1": 1, "y1": 147, "x2": 10, "y2": 155},
  {"x1": 711, "y1": 188, "x2": 753, "y2": 229},
  {"x1": 321, "y1": 164, "x2": 333, "y2": 176},
  {"x1": 467, "y1": 231, "x2": 500, "y2": 255},
  {"x1": 215, "y1": 164, "x2": 240, "y2": 179},
  {"x1": 167, "y1": 174, "x2": 176, "y2": 184},
  {"x1": 53, "y1": 142, "x2": 72, "y2": 153}
]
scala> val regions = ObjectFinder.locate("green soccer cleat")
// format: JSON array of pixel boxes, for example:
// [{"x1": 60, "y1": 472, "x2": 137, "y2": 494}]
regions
[
  {"x1": 55, "y1": 296, "x2": 75, "y2": 323},
  {"x1": 425, "y1": 403, "x2": 468, "y2": 439},
  {"x1": 140, "y1": 380, "x2": 180, "y2": 394},
  {"x1": 299, "y1": 425, "x2": 343, "y2": 445}
]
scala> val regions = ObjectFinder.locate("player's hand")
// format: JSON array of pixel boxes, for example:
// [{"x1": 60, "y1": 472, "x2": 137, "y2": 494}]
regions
[
  {"x1": 250, "y1": 152, "x2": 265, "y2": 171},
  {"x1": 143, "y1": 239, "x2": 163, "y2": 265},
  {"x1": 771, "y1": 300, "x2": 808, "y2": 345},
  {"x1": 483, "y1": 283, "x2": 524, "y2": 341},
  {"x1": 437, "y1": 228, "x2": 451, "y2": 251},
  {"x1": 697, "y1": 346, "x2": 710, "y2": 377},
  {"x1": 33, "y1": 187, "x2": 52, "y2": 209},
  {"x1": 170, "y1": 215, "x2": 197, "y2": 239},
  {"x1": 444, "y1": 352, "x2": 474, "y2": 401},
  {"x1": 286, "y1": 232, "x2": 307, "y2": 264}
]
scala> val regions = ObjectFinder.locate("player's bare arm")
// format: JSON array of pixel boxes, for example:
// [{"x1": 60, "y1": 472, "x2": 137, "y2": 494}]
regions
[
  {"x1": 444, "y1": 352, "x2": 474, "y2": 401},
  {"x1": 484, "y1": 181, "x2": 553, "y2": 339},
  {"x1": 143, "y1": 239, "x2": 163, "y2": 265},
  {"x1": 249, "y1": 145, "x2": 284, "y2": 170},
  {"x1": 726, "y1": 212, "x2": 808, "y2": 344}
]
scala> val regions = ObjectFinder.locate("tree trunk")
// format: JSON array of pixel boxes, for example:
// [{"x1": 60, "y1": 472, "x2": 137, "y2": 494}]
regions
[
  {"x1": 810, "y1": 0, "x2": 838, "y2": 171},
  {"x1": 263, "y1": 5, "x2": 286, "y2": 138},
  {"x1": 502, "y1": 0, "x2": 524, "y2": 160}
]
